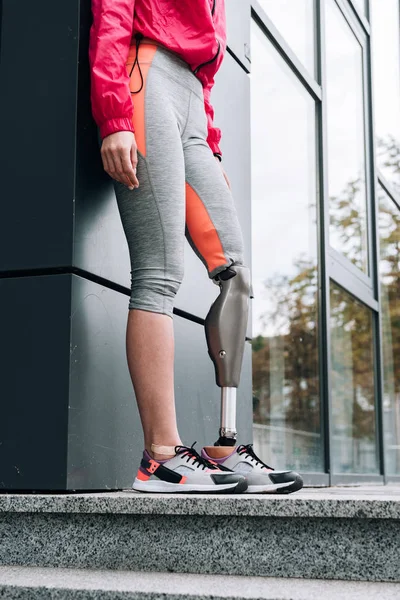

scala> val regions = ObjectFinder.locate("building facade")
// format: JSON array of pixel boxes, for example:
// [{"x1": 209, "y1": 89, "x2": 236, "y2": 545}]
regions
[
  {"x1": 250, "y1": 0, "x2": 400, "y2": 485},
  {"x1": 0, "y1": 0, "x2": 399, "y2": 490}
]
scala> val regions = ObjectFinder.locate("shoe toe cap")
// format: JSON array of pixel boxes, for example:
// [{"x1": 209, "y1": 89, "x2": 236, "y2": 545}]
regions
[
  {"x1": 268, "y1": 470, "x2": 301, "y2": 484},
  {"x1": 211, "y1": 473, "x2": 246, "y2": 486}
]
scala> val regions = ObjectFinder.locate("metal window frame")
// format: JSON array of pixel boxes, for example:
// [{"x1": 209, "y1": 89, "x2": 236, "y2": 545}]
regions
[
  {"x1": 331, "y1": 473, "x2": 384, "y2": 485},
  {"x1": 251, "y1": 0, "x2": 321, "y2": 100},
  {"x1": 378, "y1": 174, "x2": 400, "y2": 211},
  {"x1": 386, "y1": 476, "x2": 400, "y2": 484},
  {"x1": 249, "y1": 0, "x2": 400, "y2": 485},
  {"x1": 347, "y1": 0, "x2": 371, "y2": 31},
  {"x1": 250, "y1": 1, "x2": 327, "y2": 480},
  {"x1": 325, "y1": 0, "x2": 375, "y2": 284},
  {"x1": 375, "y1": 174, "x2": 400, "y2": 480}
]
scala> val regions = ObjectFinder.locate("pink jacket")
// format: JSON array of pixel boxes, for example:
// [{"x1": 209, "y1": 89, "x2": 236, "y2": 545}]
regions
[{"x1": 89, "y1": 0, "x2": 227, "y2": 156}]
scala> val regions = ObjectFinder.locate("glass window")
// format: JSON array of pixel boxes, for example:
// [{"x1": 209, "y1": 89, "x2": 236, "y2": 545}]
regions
[
  {"x1": 371, "y1": 0, "x2": 400, "y2": 192},
  {"x1": 351, "y1": 0, "x2": 366, "y2": 16},
  {"x1": 258, "y1": 0, "x2": 315, "y2": 75},
  {"x1": 330, "y1": 283, "x2": 378, "y2": 474},
  {"x1": 325, "y1": 0, "x2": 369, "y2": 273},
  {"x1": 378, "y1": 185, "x2": 400, "y2": 474},
  {"x1": 251, "y1": 21, "x2": 322, "y2": 472}
]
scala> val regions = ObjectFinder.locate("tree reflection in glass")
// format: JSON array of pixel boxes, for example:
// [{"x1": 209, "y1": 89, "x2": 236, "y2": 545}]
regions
[
  {"x1": 379, "y1": 185, "x2": 400, "y2": 474},
  {"x1": 251, "y1": 22, "x2": 321, "y2": 472},
  {"x1": 330, "y1": 283, "x2": 377, "y2": 474},
  {"x1": 325, "y1": 0, "x2": 368, "y2": 273}
]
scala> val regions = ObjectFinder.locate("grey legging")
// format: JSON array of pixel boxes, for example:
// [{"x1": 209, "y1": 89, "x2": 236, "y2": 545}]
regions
[{"x1": 113, "y1": 38, "x2": 245, "y2": 318}]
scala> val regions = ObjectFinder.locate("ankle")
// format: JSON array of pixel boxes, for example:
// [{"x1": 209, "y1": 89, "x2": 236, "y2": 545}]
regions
[{"x1": 146, "y1": 441, "x2": 182, "y2": 461}]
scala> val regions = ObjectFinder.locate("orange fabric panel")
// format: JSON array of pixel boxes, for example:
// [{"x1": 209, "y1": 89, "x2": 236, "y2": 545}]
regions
[
  {"x1": 185, "y1": 182, "x2": 227, "y2": 273},
  {"x1": 126, "y1": 43, "x2": 158, "y2": 157}
]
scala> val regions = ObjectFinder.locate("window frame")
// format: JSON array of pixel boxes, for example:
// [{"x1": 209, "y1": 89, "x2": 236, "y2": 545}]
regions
[{"x1": 250, "y1": 0, "x2": 400, "y2": 484}]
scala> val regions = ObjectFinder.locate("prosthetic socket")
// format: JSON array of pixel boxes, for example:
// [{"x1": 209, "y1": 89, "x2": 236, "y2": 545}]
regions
[{"x1": 205, "y1": 265, "x2": 251, "y2": 446}]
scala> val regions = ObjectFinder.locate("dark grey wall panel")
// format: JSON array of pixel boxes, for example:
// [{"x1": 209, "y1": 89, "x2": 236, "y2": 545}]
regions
[
  {"x1": 73, "y1": 0, "x2": 132, "y2": 288},
  {"x1": 0, "y1": 275, "x2": 71, "y2": 490},
  {"x1": 226, "y1": 0, "x2": 251, "y2": 71},
  {"x1": 0, "y1": 1, "x2": 78, "y2": 271},
  {"x1": 175, "y1": 52, "x2": 252, "y2": 337},
  {"x1": 67, "y1": 275, "x2": 138, "y2": 490}
]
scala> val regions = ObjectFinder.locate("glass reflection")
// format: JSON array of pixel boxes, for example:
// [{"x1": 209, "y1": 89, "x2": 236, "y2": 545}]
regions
[
  {"x1": 330, "y1": 283, "x2": 378, "y2": 473},
  {"x1": 325, "y1": 0, "x2": 368, "y2": 273},
  {"x1": 378, "y1": 186, "x2": 400, "y2": 474},
  {"x1": 351, "y1": 0, "x2": 366, "y2": 15},
  {"x1": 258, "y1": 0, "x2": 315, "y2": 75},
  {"x1": 251, "y1": 22, "x2": 322, "y2": 472},
  {"x1": 371, "y1": 0, "x2": 400, "y2": 192}
]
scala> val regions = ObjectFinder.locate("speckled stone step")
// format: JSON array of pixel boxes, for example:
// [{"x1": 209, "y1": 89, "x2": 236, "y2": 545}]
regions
[
  {"x1": 1, "y1": 566, "x2": 400, "y2": 600},
  {"x1": 0, "y1": 489, "x2": 400, "y2": 582}
]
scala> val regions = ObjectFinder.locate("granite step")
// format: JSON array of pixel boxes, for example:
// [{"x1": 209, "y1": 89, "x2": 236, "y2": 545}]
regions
[
  {"x1": 1, "y1": 566, "x2": 400, "y2": 600},
  {"x1": 0, "y1": 488, "x2": 400, "y2": 583}
]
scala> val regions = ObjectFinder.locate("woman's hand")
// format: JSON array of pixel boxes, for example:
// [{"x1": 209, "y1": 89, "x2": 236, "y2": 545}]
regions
[
  {"x1": 101, "y1": 131, "x2": 139, "y2": 190},
  {"x1": 215, "y1": 155, "x2": 231, "y2": 190}
]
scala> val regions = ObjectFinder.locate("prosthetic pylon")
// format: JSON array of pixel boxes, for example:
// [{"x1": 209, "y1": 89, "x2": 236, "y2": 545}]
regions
[{"x1": 205, "y1": 265, "x2": 251, "y2": 446}]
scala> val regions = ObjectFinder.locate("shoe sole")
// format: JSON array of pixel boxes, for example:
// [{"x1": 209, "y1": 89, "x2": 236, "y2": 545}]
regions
[
  {"x1": 132, "y1": 478, "x2": 248, "y2": 494},
  {"x1": 246, "y1": 475, "x2": 303, "y2": 494}
]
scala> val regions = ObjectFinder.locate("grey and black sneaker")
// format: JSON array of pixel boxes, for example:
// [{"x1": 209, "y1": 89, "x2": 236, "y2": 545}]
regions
[
  {"x1": 132, "y1": 443, "x2": 247, "y2": 494},
  {"x1": 201, "y1": 444, "x2": 303, "y2": 494}
]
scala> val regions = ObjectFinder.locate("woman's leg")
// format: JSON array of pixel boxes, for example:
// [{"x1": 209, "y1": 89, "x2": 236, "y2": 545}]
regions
[
  {"x1": 126, "y1": 311, "x2": 181, "y2": 460},
  {"x1": 182, "y1": 89, "x2": 247, "y2": 454},
  {"x1": 114, "y1": 43, "x2": 189, "y2": 460}
]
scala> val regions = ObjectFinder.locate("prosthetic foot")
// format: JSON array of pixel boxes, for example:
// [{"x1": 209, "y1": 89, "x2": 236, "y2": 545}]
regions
[{"x1": 205, "y1": 265, "x2": 251, "y2": 447}]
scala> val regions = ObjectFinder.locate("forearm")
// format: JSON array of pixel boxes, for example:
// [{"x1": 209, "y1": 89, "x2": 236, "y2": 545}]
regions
[{"x1": 89, "y1": 0, "x2": 136, "y2": 138}]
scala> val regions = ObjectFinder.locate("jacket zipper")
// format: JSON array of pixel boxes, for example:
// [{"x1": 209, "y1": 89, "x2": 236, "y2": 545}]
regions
[
  {"x1": 193, "y1": 39, "x2": 221, "y2": 75},
  {"x1": 193, "y1": 0, "x2": 219, "y2": 75}
]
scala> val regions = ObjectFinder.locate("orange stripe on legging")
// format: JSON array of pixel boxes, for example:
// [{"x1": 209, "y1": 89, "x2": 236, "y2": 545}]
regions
[
  {"x1": 185, "y1": 182, "x2": 227, "y2": 273},
  {"x1": 126, "y1": 43, "x2": 158, "y2": 157}
]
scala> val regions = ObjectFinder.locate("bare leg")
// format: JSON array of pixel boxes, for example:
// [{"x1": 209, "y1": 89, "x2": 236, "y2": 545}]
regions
[{"x1": 126, "y1": 309, "x2": 182, "y2": 460}]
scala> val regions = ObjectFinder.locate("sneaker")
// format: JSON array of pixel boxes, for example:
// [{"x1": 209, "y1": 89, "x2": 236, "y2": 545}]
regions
[
  {"x1": 201, "y1": 444, "x2": 303, "y2": 494},
  {"x1": 132, "y1": 443, "x2": 248, "y2": 494}
]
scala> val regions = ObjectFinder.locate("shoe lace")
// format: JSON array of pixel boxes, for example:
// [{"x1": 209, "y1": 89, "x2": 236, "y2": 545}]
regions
[
  {"x1": 174, "y1": 442, "x2": 222, "y2": 471},
  {"x1": 237, "y1": 444, "x2": 273, "y2": 470}
]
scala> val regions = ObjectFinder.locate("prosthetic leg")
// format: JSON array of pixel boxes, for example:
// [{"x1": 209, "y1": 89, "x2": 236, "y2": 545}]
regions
[{"x1": 205, "y1": 265, "x2": 251, "y2": 447}]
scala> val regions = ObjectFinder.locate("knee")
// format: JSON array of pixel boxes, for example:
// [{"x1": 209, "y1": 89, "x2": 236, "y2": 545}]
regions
[{"x1": 128, "y1": 265, "x2": 184, "y2": 318}]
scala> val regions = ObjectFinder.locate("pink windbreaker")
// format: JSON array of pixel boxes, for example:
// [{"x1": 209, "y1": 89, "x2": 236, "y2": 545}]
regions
[{"x1": 89, "y1": 0, "x2": 227, "y2": 156}]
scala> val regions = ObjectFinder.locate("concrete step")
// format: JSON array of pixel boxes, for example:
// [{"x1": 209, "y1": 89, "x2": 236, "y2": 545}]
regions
[
  {"x1": 1, "y1": 488, "x2": 400, "y2": 582},
  {"x1": 1, "y1": 566, "x2": 400, "y2": 599}
]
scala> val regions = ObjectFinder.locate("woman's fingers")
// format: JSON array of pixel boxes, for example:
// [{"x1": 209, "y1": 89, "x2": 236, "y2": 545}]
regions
[
  {"x1": 100, "y1": 146, "x2": 112, "y2": 177},
  {"x1": 130, "y1": 144, "x2": 139, "y2": 187},
  {"x1": 101, "y1": 131, "x2": 139, "y2": 189},
  {"x1": 215, "y1": 155, "x2": 231, "y2": 190},
  {"x1": 102, "y1": 145, "x2": 125, "y2": 185},
  {"x1": 120, "y1": 148, "x2": 139, "y2": 189},
  {"x1": 223, "y1": 171, "x2": 231, "y2": 190}
]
